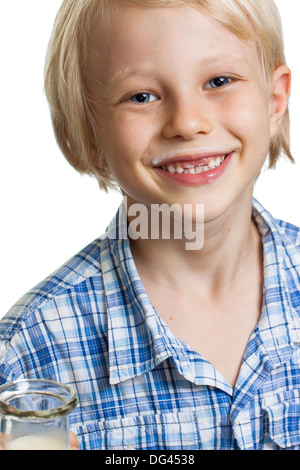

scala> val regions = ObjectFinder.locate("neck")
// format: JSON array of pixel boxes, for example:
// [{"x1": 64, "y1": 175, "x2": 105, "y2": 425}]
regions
[{"x1": 128, "y1": 194, "x2": 262, "y2": 298}]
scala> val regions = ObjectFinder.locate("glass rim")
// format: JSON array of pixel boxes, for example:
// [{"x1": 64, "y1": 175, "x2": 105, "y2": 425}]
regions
[{"x1": 0, "y1": 379, "x2": 78, "y2": 420}]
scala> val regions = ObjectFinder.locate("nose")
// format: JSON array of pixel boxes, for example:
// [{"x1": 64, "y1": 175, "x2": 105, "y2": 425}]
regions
[{"x1": 162, "y1": 96, "x2": 213, "y2": 141}]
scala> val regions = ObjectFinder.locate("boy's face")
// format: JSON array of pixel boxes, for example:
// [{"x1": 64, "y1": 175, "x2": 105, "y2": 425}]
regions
[{"x1": 89, "y1": 5, "x2": 288, "y2": 222}]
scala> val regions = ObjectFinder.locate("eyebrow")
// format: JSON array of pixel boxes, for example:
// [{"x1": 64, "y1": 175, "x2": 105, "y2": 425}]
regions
[
  {"x1": 199, "y1": 53, "x2": 253, "y2": 70},
  {"x1": 106, "y1": 53, "x2": 252, "y2": 91},
  {"x1": 106, "y1": 68, "x2": 156, "y2": 89}
]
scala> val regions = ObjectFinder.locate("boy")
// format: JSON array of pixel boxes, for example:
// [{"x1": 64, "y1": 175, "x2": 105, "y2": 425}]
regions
[{"x1": 0, "y1": 0, "x2": 299, "y2": 450}]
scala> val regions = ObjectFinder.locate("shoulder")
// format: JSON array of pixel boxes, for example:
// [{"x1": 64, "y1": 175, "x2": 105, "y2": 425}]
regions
[
  {"x1": 0, "y1": 235, "x2": 107, "y2": 349},
  {"x1": 253, "y1": 198, "x2": 300, "y2": 253},
  {"x1": 0, "y1": 203, "x2": 128, "y2": 381},
  {"x1": 275, "y1": 218, "x2": 300, "y2": 248},
  {"x1": 272, "y1": 215, "x2": 300, "y2": 266},
  {"x1": 253, "y1": 199, "x2": 300, "y2": 293},
  {"x1": 274, "y1": 218, "x2": 300, "y2": 288}
]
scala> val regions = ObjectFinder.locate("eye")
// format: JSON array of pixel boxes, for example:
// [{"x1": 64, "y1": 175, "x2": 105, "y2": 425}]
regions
[
  {"x1": 205, "y1": 76, "x2": 231, "y2": 89},
  {"x1": 129, "y1": 92, "x2": 158, "y2": 104}
]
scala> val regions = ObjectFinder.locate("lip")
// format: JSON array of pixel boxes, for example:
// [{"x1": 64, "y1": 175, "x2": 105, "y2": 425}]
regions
[
  {"x1": 152, "y1": 148, "x2": 235, "y2": 167},
  {"x1": 154, "y1": 152, "x2": 234, "y2": 185}
]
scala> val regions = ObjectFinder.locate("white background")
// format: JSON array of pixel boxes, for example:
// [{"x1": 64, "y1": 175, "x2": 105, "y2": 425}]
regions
[{"x1": 0, "y1": 0, "x2": 299, "y2": 317}]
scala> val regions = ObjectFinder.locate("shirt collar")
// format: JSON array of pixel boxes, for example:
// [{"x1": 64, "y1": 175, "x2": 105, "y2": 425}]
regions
[
  {"x1": 252, "y1": 198, "x2": 300, "y2": 368},
  {"x1": 101, "y1": 201, "x2": 172, "y2": 384},
  {"x1": 102, "y1": 198, "x2": 300, "y2": 384}
]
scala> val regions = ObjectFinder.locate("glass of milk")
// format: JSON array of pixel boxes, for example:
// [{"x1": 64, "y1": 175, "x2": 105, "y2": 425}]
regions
[{"x1": 0, "y1": 379, "x2": 78, "y2": 450}]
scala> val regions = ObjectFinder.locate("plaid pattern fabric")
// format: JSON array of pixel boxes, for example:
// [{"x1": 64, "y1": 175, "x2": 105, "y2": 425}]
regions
[{"x1": 0, "y1": 198, "x2": 299, "y2": 450}]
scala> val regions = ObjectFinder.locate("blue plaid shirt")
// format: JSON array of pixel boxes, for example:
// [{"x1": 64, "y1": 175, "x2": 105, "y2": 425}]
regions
[{"x1": 0, "y1": 199, "x2": 299, "y2": 450}]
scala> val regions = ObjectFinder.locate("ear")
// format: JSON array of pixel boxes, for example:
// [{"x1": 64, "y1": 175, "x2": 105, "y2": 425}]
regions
[{"x1": 269, "y1": 65, "x2": 291, "y2": 138}]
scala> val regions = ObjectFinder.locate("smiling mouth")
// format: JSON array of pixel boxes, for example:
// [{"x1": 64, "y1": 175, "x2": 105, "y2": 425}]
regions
[{"x1": 159, "y1": 154, "x2": 228, "y2": 174}]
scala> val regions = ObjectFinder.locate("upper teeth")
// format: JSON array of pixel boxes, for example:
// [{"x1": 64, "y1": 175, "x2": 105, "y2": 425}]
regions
[{"x1": 162, "y1": 155, "x2": 226, "y2": 174}]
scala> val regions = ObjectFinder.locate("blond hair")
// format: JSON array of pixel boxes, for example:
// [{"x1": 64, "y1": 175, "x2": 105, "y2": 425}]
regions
[{"x1": 44, "y1": 0, "x2": 294, "y2": 192}]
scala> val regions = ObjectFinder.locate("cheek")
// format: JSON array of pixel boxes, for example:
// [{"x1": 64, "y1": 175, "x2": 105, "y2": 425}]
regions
[
  {"x1": 102, "y1": 113, "x2": 152, "y2": 163},
  {"x1": 98, "y1": 113, "x2": 150, "y2": 192},
  {"x1": 221, "y1": 93, "x2": 271, "y2": 149}
]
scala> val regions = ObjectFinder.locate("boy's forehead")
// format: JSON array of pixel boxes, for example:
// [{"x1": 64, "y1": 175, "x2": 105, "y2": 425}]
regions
[
  {"x1": 89, "y1": 4, "x2": 259, "y2": 76},
  {"x1": 92, "y1": 3, "x2": 242, "y2": 43}
]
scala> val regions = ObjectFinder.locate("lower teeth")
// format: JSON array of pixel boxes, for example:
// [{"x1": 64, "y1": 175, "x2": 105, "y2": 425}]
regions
[{"x1": 164, "y1": 157, "x2": 226, "y2": 174}]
